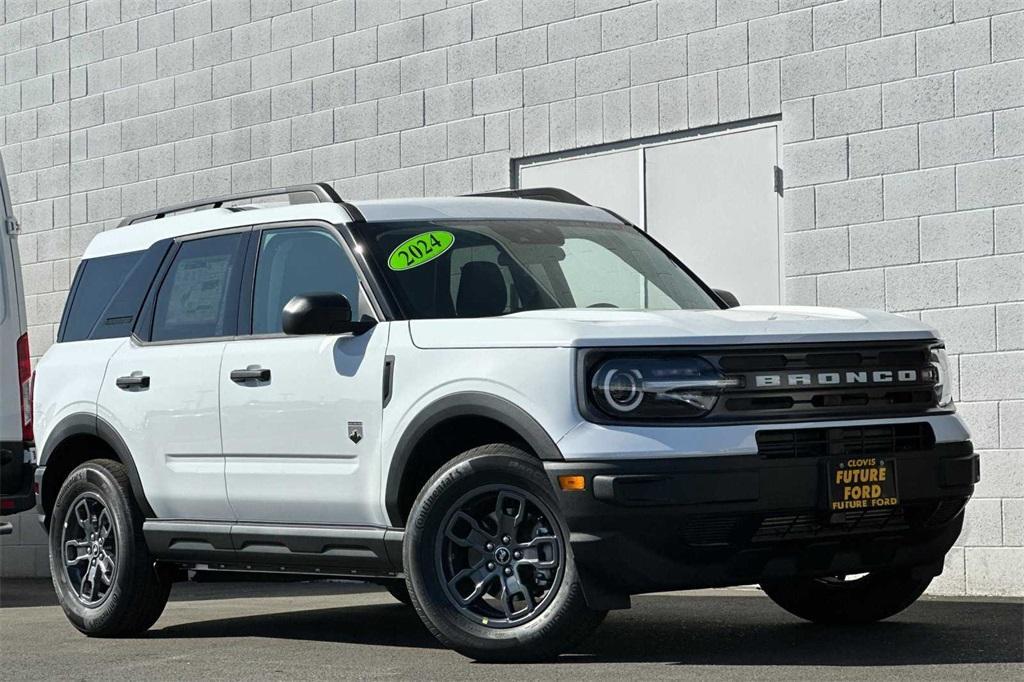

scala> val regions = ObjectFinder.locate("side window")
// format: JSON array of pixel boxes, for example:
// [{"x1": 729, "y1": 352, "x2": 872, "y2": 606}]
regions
[
  {"x1": 251, "y1": 227, "x2": 362, "y2": 335},
  {"x1": 61, "y1": 252, "x2": 143, "y2": 342},
  {"x1": 151, "y1": 233, "x2": 246, "y2": 342}
]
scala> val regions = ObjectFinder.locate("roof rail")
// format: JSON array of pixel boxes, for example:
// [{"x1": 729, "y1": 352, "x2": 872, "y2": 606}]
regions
[
  {"x1": 465, "y1": 187, "x2": 591, "y2": 206},
  {"x1": 117, "y1": 183, "x2": 365, "y2": 227}
]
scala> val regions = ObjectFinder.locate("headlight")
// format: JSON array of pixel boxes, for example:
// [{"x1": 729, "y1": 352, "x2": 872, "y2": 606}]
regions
[
  {"x1": 930, "y1": 345, "x2": 953, "y2": 408},
  {"x1": 588, "y1": 355, "x2": 739, "y2": 420}
]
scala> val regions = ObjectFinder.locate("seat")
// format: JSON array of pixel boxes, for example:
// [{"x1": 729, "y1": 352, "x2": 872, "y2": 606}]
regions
[{"x1": 456, "y1": 261, "x2": 508, "y2": 317}]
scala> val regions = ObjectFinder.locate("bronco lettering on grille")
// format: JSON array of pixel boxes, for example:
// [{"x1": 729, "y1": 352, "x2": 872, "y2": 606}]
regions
[{"x1": 754, "y1": 370, "x2": 919, "y2": 388}]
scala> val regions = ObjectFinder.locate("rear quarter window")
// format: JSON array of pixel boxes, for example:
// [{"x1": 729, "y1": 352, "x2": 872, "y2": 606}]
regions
[{"x1": 61, "y1": 252, "x2": 143, "y2": 342}]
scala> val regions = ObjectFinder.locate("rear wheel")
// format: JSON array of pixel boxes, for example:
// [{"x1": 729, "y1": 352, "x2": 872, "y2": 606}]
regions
[
  {"x1": 761, "y1": 569, "x2": 933, "y2": 624},
  {"x1": 49, "y1": 459, "x2": 171, "y2": 636},
  {"x1": 403, "y1": 444, "x2": 606, "y2": 662}
]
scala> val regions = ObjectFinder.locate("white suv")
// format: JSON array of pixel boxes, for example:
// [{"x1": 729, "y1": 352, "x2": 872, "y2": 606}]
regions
[{"x1": 34, "y1": 185, "x2": 978, "y2": 661}]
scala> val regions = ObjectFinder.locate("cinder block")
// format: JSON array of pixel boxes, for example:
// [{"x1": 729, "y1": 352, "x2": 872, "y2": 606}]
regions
[
  {"x1": 379, "y1": 166, "x2": 424, "y2": 198},
  {"x1": 781, "y1": 98, "x2": 813, "y2": 143},
  {"x1": 784, "y1": 186, "x2": 815, "y2": 232},
  {"x1": 139, "y1": 12, "x2": 175, "y2": 50},
  {"x1": 995, "y1": 107, "x2": 1024, "y2": 157},
  {"x1": 424, "y1": 81, "x2": 472, "y2": 124},
  {"x1": 212, "y1": 128, "x2": 250, "y2": 166},
  {"x1": 38, "y1": 40, "x2": 70, "y2": 76},
  {"x1": 156, "y1": 39, "x2": 193, "y2": 78},
  {"x1": 424, "y1": 5, "x2": 471, "y2": 50},
  {"x1": 784, "y1": 275, "x2": 817, "y2": 306},
  {"x1": 967, "y1": 547, "x2": 1024, "y2": 597},
  {"x1": 212, "y1": 60, "x2": 250, "y2": 98},
  {"x1": 813, "y1": 0, "x2": 880, "y2": 48},
  {"x1": 400, "y1": 123, "x2": 446, "y2": 166},
  {"x1": 963, "y1": 352, "x2": 1024, "y2": 403},
  {"x1": 849, "y1": 126, "x2": 918, "y2": 178},
  {"x1": 194, "y1": 30, "x2": 232, "y2": 70},
  {"x1": 630, "y1": 84, "x2": 658, "y2": 138},
  {"x1": 522, "y1": 104, "x2": 549, "y2": 156},
  {"x1": 472, "y1": 0, "x2": 522, "y2": 39},
  {"x1": 749, "y1": 9, "x2": 812, "y2": 61},
  {"x1": 847, "y1": 33, "x2": 916, "y2": 87},
  {"x1": 271, "y1": 80, "x2": 312, "y2": 120},
  {"x1": 576, "y1": 49, "x2": 630, "y2": 96},
  {"x1": 175, "y1": 68, "x2": 212, "y2": 107},
  {"x1": 231, "y1": 158, "x2": 271, "y2": 192},
  {"x1": 920, "y1": 209, "x2": 994, "y2": 261},
  {"x1": 993, "y1": 10, "x2": 1024, "y2": 61},
  {"x1": 378, "y1": 16, "x2": 423, "y2": 61},
  {"x1": 922, "y1": 306, "x2": 997, "y2": 355},
  {"x1": 918, "y1": 18, "x2": 991, "y2": 76},
  {"x1": 687, "y1": 72, "x2": 718, "y2": 128},
  {"x1": 849, "y1": 216, "x2": 918, "y2": 268},
  {"x1": 423, "y1": 157, "x2": 473, "y2": 196},
  {"x1": 356, "y1": 0, "x2": 400, "y2": 29},
  {"x1": 292, "y1": 38, "x2": 334, "y2": 81},
  {"x1": 447, "y1": 117, "x2": 484, "y2": 158},
  {"x1": 174, "y1": 136, "x2": 212, "y2": 172},
  {"x1": 884, "y1": 261, "x2": 957, "y2": 311},
  {"x1": 819, "y1": 266, "x2": 884, "y2": 307},
  {"x1": 497, "y1": 27, "x2": 547, "y2": 72},
  {"x1": 994, "y1": 205, "x2": 1023, "y2": 254},
  {"x1": 250, "y1": 119, "x2": 289, "y2": 158},
  {"x1": 883, "y1": 167, "x2": 955, "y2": 219},
  {"x1": 472, "y1": 71, "x2": 522, "y2": 115},
  {"x1": 574, "y1": 93, "x2": 603, "y2": 145},
  {"x1": 484, "y1": 112, "x2": 509, "y2": 152},
  {"x1": 749, "y1": 59, "x2": 781, "y2": 116},
  {"x1": 1004, "y1": 498, "x2": 1024, "y2": 545},
  {"x1": 688, "y1": 23, "x2": 747, "y2": 75},
  {"x1": 87, "y1": 58, "x2": 122, "y2": 94},
  {"x1": 784, "y1": 227, "x2": 849, "y2": 276},
  {"x1": 312, "y1": 141, "x2": 356, "y2": 181},
  {"x1": 973, "y1": 449, "x2": 1024, "y2": 498},
  {"x1": 471, "y1": 150, "x2": 511, "y2": 192},
  {"x1": 602, "y1": 2, "x2": 657, "y2": 50},
  {"x1": 658, "y1": 0, "x2": 717, "y2": 38},
  {"x1": 718, "y1": 66, "x2": 748, "y2": 123},
  {"x1": 882, "y1": 0, "x2": 953, "y2": 36},
  {"x1": 958, "y1": 157, "x2": 1024, "y2": 211},
  {"x1": 549, "y1": 100, "x2": 576, "y2": 152},
  {"x1": 356, "y1": 61, "x2": 400, "y2": 102},
  {"x1": 212, "y1": 0, "x2": 252, "y2": 31},
  {"x1": 103, "y1": 150, "x2": 139, "y2": 186},
  {"x1": 447, "y1": 38, "x2": 496, "y2": 83},
  {"x1": 549, "y1": 15, "x2": 601, "y2": 62},
  {"x1": 882, "y1": 73, "x2": 953, "y2": 126},
  {"x1": 629, "y1": 35, "x2": 686, "y2": 86},
  {"x1": 230, "y1": 90, "x2": 270, "y2": 128},
  {"x1": 271, "y1": 150, "x2": 312, "y2": 186},
  {"x1": 603, "y1": 89, "x2": 630, "y2": 142},
  {"x1": 524, "y1": 60, "x2": 575, "y2": 106},
  {"x1": 958, "y1": 499, "x2": 1004, "y2": 547},
  {"x1": 996, "y1": 302, "x2": 1023, "y2": 352},
  {"x1": 335, "y1": 28, "x2": 377, "y2": 71},
  {"x1": 175, "y1": 1, "x2": 212, "y2": 40},
  {"x1": 959, "y1": 254, "x2": 1024, "y2": 305},
  {"x1": 920, "y1": 114, "x2": 993, "y2": 169},
  {"x1": 1000, "y1": 400, "x2": 1024, "y2": 446},
  {"x1": 523, "y1": 0, "x2": 574, "y2": 28},
  {"x1": 103, "y1": 21, "x2": 138, "y2": 59},
  {"x1": 813, "y1": 85, "x2": 881, "y2": 138},
  {"x1": 955, "y1": 60, "x2": 1024, "y2": 115},
  {"x1": 955, "y1": 0, "x2": 1024, "y2": 21},
  {"x1": 958, "y1": 399, "x2": 1002, "y2": 452},
  {"x1": 231, "y1": 18, "x2": 271, "y2": 60},
  {"x1": 378, "y1": 92, "x2": 424, "y2": 133},
  {"x1": 138, "y1": 143, "x2": 175, "y2": 180},
  {"x1": 401, "y1": 49, "x2": 446, "y2": 93},
  {"x1": 291, "y1": 110, "x2": 334, "y2": 151},
  {"x1": 717, "y1": 0, "x2": 777, "y2": 24},
  {"x1": 781, "y1": 46, "x2": 845, "y2": 99},
  {"x1": 783, "y1": 137, "x2": 847, "y2": 187},
  {"x1": 272, "y1": 9, "x2": 313, "y2": 51},
  {"x1": 927, "y1": 546, "x2": 965, "y2": 596}
]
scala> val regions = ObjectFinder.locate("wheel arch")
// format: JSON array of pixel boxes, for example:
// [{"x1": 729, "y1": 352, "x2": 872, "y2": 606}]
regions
[
  {"x1": 385, "y1": 392, "x2": 564, "y2": 527},
  {"x1": 38, "y1": 413, "x2": 154, "y2": 527}
]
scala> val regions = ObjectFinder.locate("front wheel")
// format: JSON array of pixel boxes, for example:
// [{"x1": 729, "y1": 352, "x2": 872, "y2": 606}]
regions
[
  {"x1": 760, "y1": 569, "x2": 933, "y2": 624},
  {"x1": 403, "y1": 444, "x2": 606, "y2": 662},
  {"x1": 49, "y1": 459, "x2": 171, "y2": 636}
]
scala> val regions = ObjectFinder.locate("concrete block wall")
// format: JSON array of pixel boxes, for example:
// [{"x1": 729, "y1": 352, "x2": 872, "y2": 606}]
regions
[{"x1": 1, "y1": 0, "x2": 1021, "y2": 594}]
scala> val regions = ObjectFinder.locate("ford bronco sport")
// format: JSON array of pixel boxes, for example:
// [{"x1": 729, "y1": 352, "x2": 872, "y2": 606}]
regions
[{"x1": 34, "y1": 184, "x2": 978, "y2": 661}]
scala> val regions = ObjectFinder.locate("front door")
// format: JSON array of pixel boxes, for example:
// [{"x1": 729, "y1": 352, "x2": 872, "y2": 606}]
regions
[{"x1": 219, "y1": 225, "x2": 388, "y2": 526}]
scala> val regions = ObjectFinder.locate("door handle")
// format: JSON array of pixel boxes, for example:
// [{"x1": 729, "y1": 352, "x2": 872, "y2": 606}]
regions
[
  {"x1": 230, "y1": 367, "x2": 271, "y2": 383},
  {"x1": 115, "y1": 374, "x2": 150, "y2": 390}
]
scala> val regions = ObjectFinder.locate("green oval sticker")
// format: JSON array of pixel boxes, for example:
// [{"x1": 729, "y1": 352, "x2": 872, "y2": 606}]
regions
[{"x1": 388, "y1": 230, "x2": 455, "y2": 271}]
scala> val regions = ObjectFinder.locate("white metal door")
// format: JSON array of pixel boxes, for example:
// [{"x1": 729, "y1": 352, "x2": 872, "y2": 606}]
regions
[
  {"x1": 518, "y1": 149, "x2": 643, "y2": 224},
  {"x1": 645, "y1": 127, "x2": 781, "y2": 304}
]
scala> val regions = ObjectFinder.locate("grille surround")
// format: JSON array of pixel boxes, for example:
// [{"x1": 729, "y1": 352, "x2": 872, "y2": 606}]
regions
[{"x1": 756, "y1": 423, "x2": 936, "y2": 459}]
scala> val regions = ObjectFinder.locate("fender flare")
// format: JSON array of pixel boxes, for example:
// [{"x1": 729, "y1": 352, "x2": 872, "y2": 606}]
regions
[
  {"x1": 384, "y1": 392, "x2": 564, "y2": 526},
  {"x1": 39, "y1": 413, "x2": 155, "y2": 521}
]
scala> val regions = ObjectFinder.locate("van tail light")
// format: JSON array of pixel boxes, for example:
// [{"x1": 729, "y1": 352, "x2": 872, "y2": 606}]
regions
[{"x1": 16, "y1": 332, "x2": 33, "y2": 442}]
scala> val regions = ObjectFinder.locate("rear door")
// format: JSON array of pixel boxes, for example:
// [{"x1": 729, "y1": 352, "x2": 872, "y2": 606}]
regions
[
  {"x1": 219, "y1": 224, "x2": 388, "y2": 526},
  {"x1": 98, "y1": 230, "x2": 249, "y2": 521}
]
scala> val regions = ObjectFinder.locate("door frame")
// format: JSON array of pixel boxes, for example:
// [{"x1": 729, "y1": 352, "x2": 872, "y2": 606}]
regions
[{"x1": 513, "y1": 115, "x2": 785, "y2": 303}]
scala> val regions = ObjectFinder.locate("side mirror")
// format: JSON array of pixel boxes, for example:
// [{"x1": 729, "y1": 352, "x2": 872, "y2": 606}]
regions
[
  {"x1": 713, "y1": 288, "x2": 740, "y2": 308},
  {"x1": 282, "y1": 292, "x2": 376, "y2": 336}
]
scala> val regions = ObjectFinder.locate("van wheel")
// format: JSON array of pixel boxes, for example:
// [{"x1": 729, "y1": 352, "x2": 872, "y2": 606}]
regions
[
  {"x1": 403, "y1": 444, "x2": 606, "y2": 662},
  {"x1": 49, "y1": 459, "x2": 171, "y2": 636},
  {"x1": 761, "y1": 569, "x2": 932, "y2": 624}
]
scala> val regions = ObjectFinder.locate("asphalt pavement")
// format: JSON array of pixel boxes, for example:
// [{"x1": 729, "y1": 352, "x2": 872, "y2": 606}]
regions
[{"x1": 1, "y1": 578, "x2": 1021, "y2": 680}]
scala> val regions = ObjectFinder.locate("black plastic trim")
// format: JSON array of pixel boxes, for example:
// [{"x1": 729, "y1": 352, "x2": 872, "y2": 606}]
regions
[
  {"x1": 384, "y1": 392, "x2": 564, "y2": 526},
  {"x1": 382, "y1": 355, "x2": 395, "y2": 407}
]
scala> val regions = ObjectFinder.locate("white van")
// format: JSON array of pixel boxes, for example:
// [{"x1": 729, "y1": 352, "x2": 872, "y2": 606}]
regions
[{"x1": 0, "y1": 153, "x2": 34, "y2": 533}]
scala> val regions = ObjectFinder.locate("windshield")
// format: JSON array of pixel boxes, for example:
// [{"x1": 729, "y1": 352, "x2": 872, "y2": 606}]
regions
[{"x1": 355, "y1": 219, "x2": 720, "y2": 319}]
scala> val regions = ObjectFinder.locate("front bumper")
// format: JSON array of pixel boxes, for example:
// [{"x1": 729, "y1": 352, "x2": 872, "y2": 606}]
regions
[{"x1": 544, "y1": 441, "x2": 977, "y2": 599}]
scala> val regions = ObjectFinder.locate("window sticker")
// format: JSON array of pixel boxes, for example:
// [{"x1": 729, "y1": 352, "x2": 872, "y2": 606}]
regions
[{"x1": 388, "y1": 230, "x2": 455, "y2": 271}]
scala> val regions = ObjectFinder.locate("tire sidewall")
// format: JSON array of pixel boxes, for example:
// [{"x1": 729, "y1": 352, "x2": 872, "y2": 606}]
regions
[
  {"x1": 404, "y1": 449, "x2": 582, "y2": 653},
  {"x1": 49, "y1": 461, "x2": 140, "y2": 633}
]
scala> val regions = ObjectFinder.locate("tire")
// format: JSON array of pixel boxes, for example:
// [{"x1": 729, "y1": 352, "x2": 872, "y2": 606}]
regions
[
  {"x1": 49, "y1": 458, "x2": 171, "y2": 636},
  {"x1": 403, "y1": 444, "x2": 606, "y2": 662},
  {"x1": 760, "y1": 569, "x2": 933, "y2": 624},
  {"x1": 383, "y1": 580, "x2": 413, "y2": 606}
]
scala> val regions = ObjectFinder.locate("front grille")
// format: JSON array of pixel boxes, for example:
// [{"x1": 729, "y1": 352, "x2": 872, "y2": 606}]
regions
[
  {"x1": 752, "y1": 507, "x2": 907, "y2": 543},
  {"x1": 756, "y1": 423, "x2": 935, "y2": 458},
  {"x1": 704, "y1": 342, "x2": 940, "y2": 421}
]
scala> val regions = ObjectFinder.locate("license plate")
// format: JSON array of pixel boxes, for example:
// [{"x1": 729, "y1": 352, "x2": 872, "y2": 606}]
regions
[{"x1": 828, "y1": 457, "x2": 899, "y2": 512}]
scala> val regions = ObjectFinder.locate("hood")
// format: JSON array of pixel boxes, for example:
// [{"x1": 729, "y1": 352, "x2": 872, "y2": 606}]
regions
[{"x1": 408, "y1": 306, "x2": 940, "y2": 349}]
